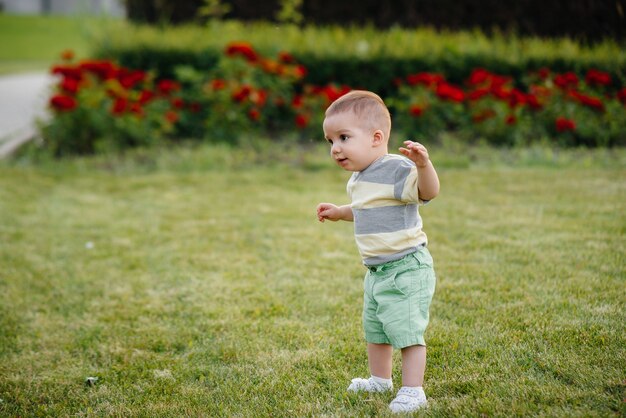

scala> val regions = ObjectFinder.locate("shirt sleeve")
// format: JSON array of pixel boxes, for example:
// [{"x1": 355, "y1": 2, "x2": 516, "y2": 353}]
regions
[{"x1": 397, "y1": 159, "x2": 428, "y2": 204}]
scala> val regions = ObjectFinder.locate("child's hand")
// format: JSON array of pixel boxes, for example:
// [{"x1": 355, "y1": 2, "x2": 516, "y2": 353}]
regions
[
  {"x1": 399, "y1": 140, "x2": 431, "y2": 168},
  {"x1": 317, "y1": 203, "x2": 341, "y2": 222}
]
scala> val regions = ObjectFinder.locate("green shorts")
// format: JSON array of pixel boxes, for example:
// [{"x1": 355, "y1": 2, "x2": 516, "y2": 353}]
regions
[{"x1": 362, "y1": 247, "x2": 436, "y2": 349}]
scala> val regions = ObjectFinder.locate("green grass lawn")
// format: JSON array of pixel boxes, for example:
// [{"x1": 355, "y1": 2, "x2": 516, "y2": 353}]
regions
[
  {"x1": 0, "y1": 144, "x2": 625, "y2": 416},
  {"x1": 0, "y1": 14, "x2": 123, "y2": 74}
]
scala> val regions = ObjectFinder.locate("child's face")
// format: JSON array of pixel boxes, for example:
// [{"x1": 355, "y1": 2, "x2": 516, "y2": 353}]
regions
[{"x1": 323, "y1": 111, "x2": 385, "y2": 172}]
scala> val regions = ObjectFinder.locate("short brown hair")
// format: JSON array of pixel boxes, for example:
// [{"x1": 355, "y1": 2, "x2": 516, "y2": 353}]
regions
[{"x1": 325, "y1": 90, "x2": 391, "y2": 140}]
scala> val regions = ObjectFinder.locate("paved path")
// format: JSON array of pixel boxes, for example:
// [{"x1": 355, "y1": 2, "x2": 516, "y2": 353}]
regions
[{"x1": 0, "y1": 72, "x2": 56, "y2": 157}]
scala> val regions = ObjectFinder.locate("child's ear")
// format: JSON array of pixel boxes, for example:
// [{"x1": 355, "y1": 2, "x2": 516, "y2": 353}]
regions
[{"x1": 372, "y1": 130, "x2": 385, "y2": 147}]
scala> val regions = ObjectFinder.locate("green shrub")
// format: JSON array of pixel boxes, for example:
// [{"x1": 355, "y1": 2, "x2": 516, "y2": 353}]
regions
[
  {"x1": 42, "y1": 43, "x2": 325, "y2": 154},
  {"x1": 390, "y1": 68, "x2": 626, "y2": 147},
  {"x1": 43, "y1": 58, "x2": 184, "y2": 156},
  {"x1": 93, "y1": 21, "x2": 626, "y2": 96}
]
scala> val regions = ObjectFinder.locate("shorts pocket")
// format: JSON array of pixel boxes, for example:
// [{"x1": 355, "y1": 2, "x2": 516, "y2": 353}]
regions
[
  {"x1": 391, "y1": 269, "x2": 418, "y2": 297},
  {"x1": 418, "y1": 270, "x2": 436, "y2": 315}
]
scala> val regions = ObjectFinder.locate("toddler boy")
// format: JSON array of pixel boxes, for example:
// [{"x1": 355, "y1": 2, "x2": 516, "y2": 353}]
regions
[{"x1": 316, "y1": 90, "x2": 439, "y2": 413}]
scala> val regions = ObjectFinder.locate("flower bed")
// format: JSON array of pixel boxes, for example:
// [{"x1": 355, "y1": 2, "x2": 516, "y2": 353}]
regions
[
  {"x1": 392, "y1": 67, "x2": 626, "y2": 147},
  {"x1": 44, "y1": 44, "x2": 626, "y2": 155}
]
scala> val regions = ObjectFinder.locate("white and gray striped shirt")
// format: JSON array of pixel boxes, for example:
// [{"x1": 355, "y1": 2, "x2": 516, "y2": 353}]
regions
[{"x1": 347, "y1": 154, "x2": 428, "y2": 266}]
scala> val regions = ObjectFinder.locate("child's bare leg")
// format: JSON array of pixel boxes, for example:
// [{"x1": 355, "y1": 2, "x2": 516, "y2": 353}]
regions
[
  {"x1": 400, "y1": 345, "x2": 426, "y2": 387},
  {"x1": 368, "y1": 342, "x2": 393, "y2": 378},
  {"x1": 388, "y1": 345, "x2": 428, "y2": 413},
  {"x1": 347, "y1": 343, "x2": 393, "y2": 392}
]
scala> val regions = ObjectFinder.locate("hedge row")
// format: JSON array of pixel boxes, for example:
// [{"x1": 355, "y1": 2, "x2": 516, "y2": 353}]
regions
[
  {"x1": 93, "y1": 22, "x2": 626, "y2": 97},
  {"x1": 102, "y1": 48, "x2": 626, "y2": 100}
]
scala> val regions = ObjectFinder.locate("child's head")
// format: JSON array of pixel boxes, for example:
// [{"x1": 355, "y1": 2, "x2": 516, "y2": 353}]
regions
[
  {"x1": 325, "y1": 90, "x2": 391, "y2": 141},
  {"x1": 323, "y1": 90, "x2": 391, "y2": 172}
]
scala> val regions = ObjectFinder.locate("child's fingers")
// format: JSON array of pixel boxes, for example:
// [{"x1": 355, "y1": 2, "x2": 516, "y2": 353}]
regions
[
  {"x1": 399, "y1": 145, "x2": 421, "y2": 155},
  {"x1": 404, "y1": 140, "x2": 426, "y2": 150},
  {"x1": 317, "y1": 205, "x2": 331, "y2": 217}
]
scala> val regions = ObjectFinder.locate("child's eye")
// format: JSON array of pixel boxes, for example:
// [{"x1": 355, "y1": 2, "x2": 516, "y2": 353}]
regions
[
  {"x1": 326, "y1": 138, "x2": 333, "y2": 145},
  {"x1": 340, "y1": 134, "x2": 349, "y2": 141}
]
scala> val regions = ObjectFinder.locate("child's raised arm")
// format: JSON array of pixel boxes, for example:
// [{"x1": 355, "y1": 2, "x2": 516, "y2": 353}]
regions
[
  {"x1": 399, "y1": 140, "x2": 440, "y2": 201},
  {"x1": 317, "y1": 203, "x2": 354, "y2": 222}
]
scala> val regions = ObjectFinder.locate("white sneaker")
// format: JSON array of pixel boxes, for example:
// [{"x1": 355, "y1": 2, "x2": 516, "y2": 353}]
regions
[
  {"x1": 389, "y1": 387, "x2": 428, "y2": 413},
  {"x1": 347, "y1": 377, "x2": 393, "y2": 393}
]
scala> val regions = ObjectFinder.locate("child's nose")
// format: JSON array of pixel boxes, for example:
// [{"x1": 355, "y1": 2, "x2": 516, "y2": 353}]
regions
[{"x1": 331, "y1": 143, "x2": 341, "y2": 154}]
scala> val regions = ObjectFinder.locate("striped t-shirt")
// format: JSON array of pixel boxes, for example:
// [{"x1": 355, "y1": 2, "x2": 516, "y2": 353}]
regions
[{"x1": 347, "y1": 154, "x2": 428, "y2": 266}]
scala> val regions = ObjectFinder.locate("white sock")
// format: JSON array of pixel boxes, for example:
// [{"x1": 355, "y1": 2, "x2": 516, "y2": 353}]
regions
[
  {"x1": 400, "y1": 386, "x2": 424, "y2": 395},
  {"x1": 371, "y1": 375, "x2": 393, "y2": 387}
]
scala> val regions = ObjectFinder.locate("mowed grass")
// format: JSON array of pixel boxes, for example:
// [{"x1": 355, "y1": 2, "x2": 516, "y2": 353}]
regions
[
  {"x1": 0, "y1": 144, "x2": 624, "y2": 416},
  {"x1": 0, "y1": 14, "x2": 123, "y2": 74}
]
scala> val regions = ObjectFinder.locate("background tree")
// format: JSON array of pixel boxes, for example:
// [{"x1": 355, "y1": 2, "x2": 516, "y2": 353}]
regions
[{"x1": 124, "y1": 0, "x2": 626, "y2": 41}]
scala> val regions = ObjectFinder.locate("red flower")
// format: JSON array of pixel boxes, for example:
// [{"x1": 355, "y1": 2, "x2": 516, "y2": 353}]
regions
[
  {"x1": 79, "y1": 60, "x2": 117, "y2": 80},
  {"x1": 157, "y1": 79, "x2": 181, "y2": 95},
  {"x1": 491, "y1": 85, "x2": 510, "y2": 101},
  {"x1": 554, "y1": 72, "x2": 579, "y2": 90},
  {"x1": 295, "y1": 114, "x2": 309, "y2": 128},
  {"x1": 409, "y1": 105, "x2": 424, "y2": 117},
  {"x1": 60, "y1": 49, "x2": 74, "y2": 61},
  {"x1": 555, "y1": 117, "x2": 576, "y2": 132},
  {"x1": 569, "y1": 91, "x2": 605, "y2": 112},
  {"x1": 526, "y1": 94, "x2": 543, "y2": 110},
  {"x1": 507, "y1": 89, "x2": 527, "y2": 108},
  {"x1": 250, "y1": 89, "x2": 268, "y2": 107},
  {"x1": 118, "y1": 70, "x2": 147, "y2": 89},
  {"x1": 278, "y1": 51, "x2": 295, "y2": 63},
  {"x1": 489, "y1": 74, "x2": 511, "y2": 89},
  {"x1": 49, "y1": 94, "x2": 77, "y2": 111},
  {"x1": 260, "y1": 59, "x2": 280, "y2": 74},
  {"x1": 468, "y1": 88, "x2": 490, "y2": 101},
  {"x1": 165, "y1": 110, "x2": 179, "y2": 124},
  {"x1": 248, "y1": 108, "x2": 261, "y2": 121},
  {"x1": 189, "y1": 102, "x2": 202, "y2": 113},
  {"x1": 585, "y1": 69, "x2": 611, "y2": 87},
  {"x1": 171, "y1": 98, "x2": 185, "y2": 109},
  {"x1": 292, "y1": 95, "x2": 304, "y2": 108},
  {"x1": 436, "y1": 83, "x2": 464, "y2": 102},
  {"x1": 232, "y1": 85, "x2": 252, "y2": 103},
  {"x1": 321, "y1": 85, "x2": 351, "y2": 103},
  {"x1": 293, "y1": 65, "x2": 308, "y2": 79},
  {"x1": 51, "y1": 64, "x2": 82, "y2": 80},
  {"x1": 111, "y1": 98, "x2": 128, "y2": 115},
  {"x1": 60, "y1": 78, "x2": 80, "y2": 94},
  {"x1": 537, "y1": 67, "x2": 551, "y2": 80},
  {"x1": 211, "y1": 79, "x2": 226, "y2": 90},
  {"x1": 467, "y1": 68, "x2": 492, "y2": 86},
  {"x1": 617, "y1": 88, "x2": 626, "y2": 104},
  {"x1": 505, "y1": 115, "x2": 517, "y2": 125},
  {"x1": 406, "y1": 72, "x2": 445, "y2": 87},
  {"x1": 138, "y1": 90, "x2": 154, "y2": 105},
  {"x1": 472, "y1": 109, "x2": 496, "y2": 123},
  {"x1": 225, "y1": 42, "x2": 259, "y2": 63},
  {"x1": 129, "y1": 103, "x2": 144, "y2": 117}
]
